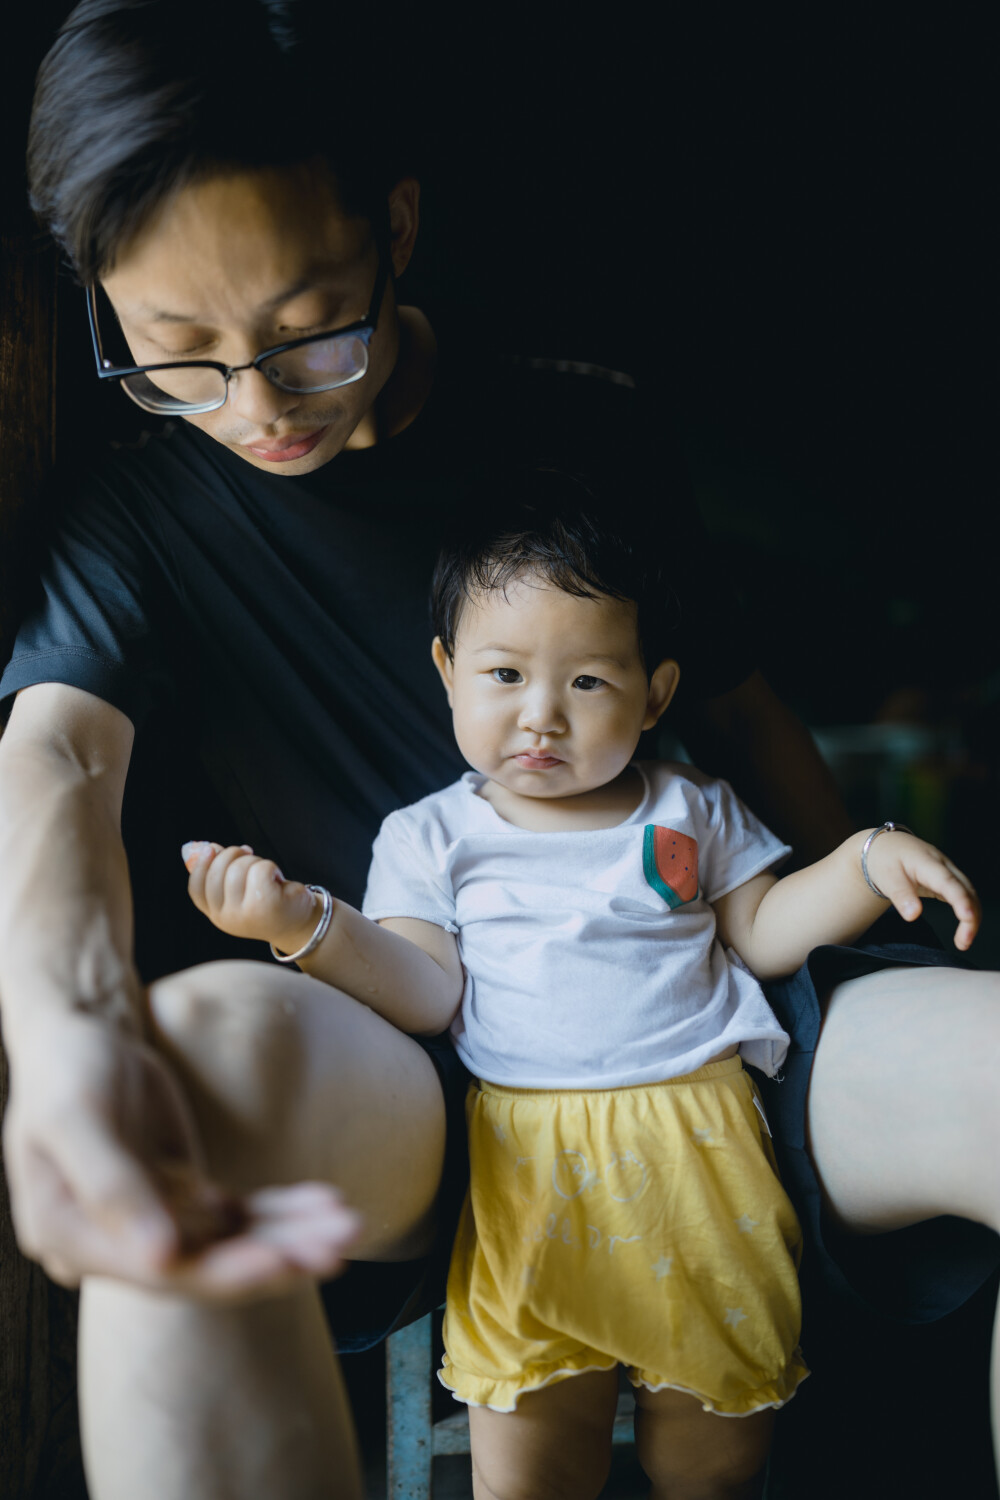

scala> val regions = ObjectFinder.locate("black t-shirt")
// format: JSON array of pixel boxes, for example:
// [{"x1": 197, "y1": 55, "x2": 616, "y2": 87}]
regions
[{"x1": 1, "y1": 345, "x2": 755, "y2": 964}]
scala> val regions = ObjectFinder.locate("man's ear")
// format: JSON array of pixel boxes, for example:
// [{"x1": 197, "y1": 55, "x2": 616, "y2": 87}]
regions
[
  {"x1": 643, "y1": 659, "x2": 680, "y2": 730},
  {"x1": 388, "y1": 178, "x2": 420, "y2": 278},
  {"x1": 431, "y1": 636, "x2": 454, "y2": 706}
]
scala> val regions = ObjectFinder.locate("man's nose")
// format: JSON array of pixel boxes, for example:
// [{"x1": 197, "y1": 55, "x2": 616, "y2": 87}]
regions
[{"x1": 226, "y1": 366, "x2": 302, "y2": 426}]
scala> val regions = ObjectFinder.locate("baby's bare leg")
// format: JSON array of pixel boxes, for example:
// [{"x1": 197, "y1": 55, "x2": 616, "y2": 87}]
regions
[
  {"x1": 466, "y1": 1367, "x2": 620, "y2": 1500},
  {"x1": 633, "y1": 1386, "x2": 775, "y2": 1500}
]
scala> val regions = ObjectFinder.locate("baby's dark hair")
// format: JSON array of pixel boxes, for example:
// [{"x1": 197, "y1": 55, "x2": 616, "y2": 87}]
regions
[{"x1": 431, "y1": 470, "x2": 679, "y2": 675}]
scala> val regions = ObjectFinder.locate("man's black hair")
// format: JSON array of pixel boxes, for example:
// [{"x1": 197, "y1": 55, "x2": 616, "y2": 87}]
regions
[
  {"x1": 28, "y1": 0, "x2": 414, "y2": 282},
  {"x1": 431, "y1": 470, "x2": 680, "y2": 676}
]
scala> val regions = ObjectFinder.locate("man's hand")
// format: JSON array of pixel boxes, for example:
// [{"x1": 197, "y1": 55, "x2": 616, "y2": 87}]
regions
[
  {"x1": 182, "y1": 841, "x2": 322, "y2": 956},
  {"x1": 3, "y1": 1011, "x2": 360, "y2": 1299}
]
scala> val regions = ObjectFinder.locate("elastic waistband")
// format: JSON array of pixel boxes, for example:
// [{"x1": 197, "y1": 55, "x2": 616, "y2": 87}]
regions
[{"x1": 476, "y1": 1055, "x2": 745, "y2": 1100}]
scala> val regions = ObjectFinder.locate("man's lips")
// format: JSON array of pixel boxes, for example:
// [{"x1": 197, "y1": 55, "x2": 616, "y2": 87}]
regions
[
  {"x1": 514, "y1": 752, "x2": 564, "y2": 770},
  {"x1": 242, "y1": 427, "x2": 329, "y2": 462}
]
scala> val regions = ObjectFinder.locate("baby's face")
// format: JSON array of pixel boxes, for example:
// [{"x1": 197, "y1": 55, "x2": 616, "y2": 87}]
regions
[{"x1": 432, "y1": 574, "x2": 675, "y2": 802}]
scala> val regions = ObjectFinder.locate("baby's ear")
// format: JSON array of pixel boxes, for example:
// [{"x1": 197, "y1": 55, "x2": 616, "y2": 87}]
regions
[
  {"x1": 643, "y1": 659, "x2": 680, "y2": 730},
  {"x1": 431, "y1": 637, "x2": 455, "y2": 705}
]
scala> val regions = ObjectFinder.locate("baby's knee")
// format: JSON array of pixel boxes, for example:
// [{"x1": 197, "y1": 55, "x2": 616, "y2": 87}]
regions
[
  {"x1": 471, "y1": 1452, "x2": 609, "y2": 1500},
  {"x1": 636, "y1": 1399, "x2": 773, "y2": 1499}
]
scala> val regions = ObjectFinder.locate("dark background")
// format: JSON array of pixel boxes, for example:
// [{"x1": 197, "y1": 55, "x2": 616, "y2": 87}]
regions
[
  {"x1": 8, "y1": 10, "x2": 997, "y2": 740},
  {"x1": 2, "y1": 8, "x2": 998, "y2": 1499},
  {"x1": 23, "y1": 7, "x2": 997, "y2": 875}
]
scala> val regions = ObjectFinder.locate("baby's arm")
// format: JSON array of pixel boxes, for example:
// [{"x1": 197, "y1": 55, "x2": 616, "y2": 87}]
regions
[
  {"x1": 714, "y1": 827, "x2": 980, "y2": 981},
  {"x1": 181, "y1": 842, "x2": 463, "y2": 1036}
]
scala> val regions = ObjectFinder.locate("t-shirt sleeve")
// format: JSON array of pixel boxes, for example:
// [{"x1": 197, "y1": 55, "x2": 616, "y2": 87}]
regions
[
  {"x1": 362, "y1": 808, "x2": 459, "y2": 932},
  {"x1": 0, "y1": 466, "x2": 175, "y2": 725},
  {"x1": 693, "y1": 773, "x2": 792, "y2": 903}
]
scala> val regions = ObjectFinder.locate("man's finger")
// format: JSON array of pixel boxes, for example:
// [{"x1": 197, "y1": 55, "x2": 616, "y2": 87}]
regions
[{"x1": 153, "y1": 1183, "x2": 362, "y2": 1299}]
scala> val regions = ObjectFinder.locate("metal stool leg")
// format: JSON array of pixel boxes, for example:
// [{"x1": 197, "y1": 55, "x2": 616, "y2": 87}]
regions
[
  {"x1": 386, "y1": 1309, "x2": 635, "y2": 1496},
  {"x1": 386, "y1": 1313, "x2": 434, "y2": 1500}
]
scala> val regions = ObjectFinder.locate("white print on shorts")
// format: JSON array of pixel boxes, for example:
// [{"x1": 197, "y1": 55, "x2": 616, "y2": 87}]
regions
[
  {"x1": 522, "y1": 1213, "x2": 644, "y2": 1256},
  {"x1": 513, "y1": 1148, "x2": 648, "y2": 1204}
]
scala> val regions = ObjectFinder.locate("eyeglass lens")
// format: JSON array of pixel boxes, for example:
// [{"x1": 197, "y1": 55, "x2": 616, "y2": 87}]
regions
[{"x1": 120, "y1": 332, "x2": 372, "y2": 414}]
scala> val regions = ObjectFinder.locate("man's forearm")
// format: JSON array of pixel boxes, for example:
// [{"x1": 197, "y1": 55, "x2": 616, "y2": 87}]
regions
[{"x1": 0, "y1": 693, "x2": 138, "y2": 1048}]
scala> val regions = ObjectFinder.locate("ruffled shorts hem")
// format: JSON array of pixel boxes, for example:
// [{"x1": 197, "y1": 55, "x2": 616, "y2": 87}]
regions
[
  {"x1": 438, "y1": 1352, "x2": 811, "y2": 1417},
  {"x1": 438, "y1": 1356, "x2": 619, "y2": 1413},
  {"x1": 631, "y1": 1355, "x2": 811, "y2": 1417}
]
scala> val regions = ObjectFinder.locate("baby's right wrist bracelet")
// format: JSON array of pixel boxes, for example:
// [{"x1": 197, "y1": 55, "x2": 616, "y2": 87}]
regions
[
  {"x1": 860, "y1": 822, "x2": 913, "y2": 900},
  {"x1": 269, "y1": 884, "x2": 334, "y2": 965}
]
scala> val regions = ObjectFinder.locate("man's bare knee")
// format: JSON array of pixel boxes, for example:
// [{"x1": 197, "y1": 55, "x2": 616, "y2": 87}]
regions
[
  {"x1": 150, "y1": 959, "x2": 300, "y2": 1077},
  {"x1": 146, "y1": 962, "x2": 326, "y2": 1181},
  {"x1": 145, "y1": 961, "x2": 448, "y2": 1243},
  {"x1": 810, "y1": 965, "x2": 1000, "y2": 1231}
]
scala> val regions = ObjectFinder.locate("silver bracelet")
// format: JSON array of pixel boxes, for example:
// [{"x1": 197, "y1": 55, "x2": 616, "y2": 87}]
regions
[
  {"x1": 861, "y1": 823, "x2": 913, "y2": 900},
  {"x1": 269, "y1": 885, "x2": 334, "y2": 965}
]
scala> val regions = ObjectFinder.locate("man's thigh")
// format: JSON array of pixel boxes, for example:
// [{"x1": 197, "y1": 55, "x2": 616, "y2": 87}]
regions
[
  {"x1": 147, "y1": 959, "x2": 447, "y2": 1261},
  {"x1": 807, "y1": 963, "x2": 1000, "y2": 1233}
]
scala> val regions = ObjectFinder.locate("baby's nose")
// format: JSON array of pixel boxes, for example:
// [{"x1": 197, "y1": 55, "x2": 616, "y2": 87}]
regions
[{"x1": 518, "y1": 690, "x2": 567, "y2": 735}]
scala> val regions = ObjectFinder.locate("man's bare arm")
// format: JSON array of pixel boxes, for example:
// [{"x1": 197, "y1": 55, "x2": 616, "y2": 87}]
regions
[
  {"x1": 0, "y1": 685, "x2": 356, "y2": 1292},
  {"x1": 0, "y1": 684, "x2": 138, "y2": 1046},
  {"x1": 672, "y1": 669, "x2": 853, "y2": 866}
]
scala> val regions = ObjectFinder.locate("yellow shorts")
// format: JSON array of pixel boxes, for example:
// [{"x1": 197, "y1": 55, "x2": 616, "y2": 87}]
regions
[{"x1": 439, "y1": 1057, "x2": 809, "y2": 1415}]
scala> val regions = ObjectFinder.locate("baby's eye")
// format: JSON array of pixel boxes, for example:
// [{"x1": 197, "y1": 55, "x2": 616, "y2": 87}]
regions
[
  {"x1": 572, "y1": 675, "x2": 605, "y2": 691},
  {"x1": 491, "y1": 668, "x2": 522, "y2": 685}
]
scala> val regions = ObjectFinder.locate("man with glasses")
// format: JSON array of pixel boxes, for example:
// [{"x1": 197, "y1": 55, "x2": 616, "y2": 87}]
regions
[
  {"x1": 87, "y1": 244, "x2": 390, "y2": 424},
  {"x1": 2, "y1": 3, "x2": 999, "y2": 1498}
]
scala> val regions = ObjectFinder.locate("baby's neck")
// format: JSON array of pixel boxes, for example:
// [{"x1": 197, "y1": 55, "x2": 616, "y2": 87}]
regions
[{"x1": 478, "y1": 765, "x2": 646, "y2": 831}]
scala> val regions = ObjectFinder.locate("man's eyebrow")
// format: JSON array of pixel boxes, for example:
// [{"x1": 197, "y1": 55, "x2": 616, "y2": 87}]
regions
[{"x1": 130, "y1": 274, "x2": 350, "y2": 324}]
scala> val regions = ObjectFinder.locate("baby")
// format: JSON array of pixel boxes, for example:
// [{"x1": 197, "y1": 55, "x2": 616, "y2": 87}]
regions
[{"x1": 183, "y1": 478, "x2": 978, "y2": 1499}]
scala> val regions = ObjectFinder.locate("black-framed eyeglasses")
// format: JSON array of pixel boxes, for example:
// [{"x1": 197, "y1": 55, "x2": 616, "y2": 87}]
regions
[{"x1": 86, "y1": 248, "x2": 389, "y2": 416}]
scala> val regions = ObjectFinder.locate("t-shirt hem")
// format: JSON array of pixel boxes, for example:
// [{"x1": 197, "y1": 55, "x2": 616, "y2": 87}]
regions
[
  {"x1": 457, "y1": 1043, "x2": 791, "y2": 1090},
  {"x1": 0, "y1": 649, "x2": 147, "y2": 725},
  {"x1": 363, "y1": 907, "x2": 460, "y2": 935}
]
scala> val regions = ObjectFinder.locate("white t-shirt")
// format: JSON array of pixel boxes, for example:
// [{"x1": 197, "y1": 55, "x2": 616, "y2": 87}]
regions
[{"x1": 362, "y1": 762, "x2": 792, "y2": 1088}]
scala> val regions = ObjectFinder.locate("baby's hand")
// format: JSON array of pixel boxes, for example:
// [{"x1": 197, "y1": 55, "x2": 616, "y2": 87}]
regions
[
  {"x1": 181, "y1": 842, "x2": 320, "y2": 954},
  {"x1": 864, "y1": 829, "x2": 981, "y2": 951}
]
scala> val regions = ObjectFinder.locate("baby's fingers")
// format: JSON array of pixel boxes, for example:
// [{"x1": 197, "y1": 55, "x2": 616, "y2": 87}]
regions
[
  {"x1": 182, "y1": 841, "x2": 251, "y2": 918},
  {"x1": 898, "y1": 852, "x2": 980, "y2": 951},
  {"x1": 925, "y1": 861, "x2": 981, "y2": 951},
  {"x1": 181, "y1": 840, "x2": 224, "y2": 915}
]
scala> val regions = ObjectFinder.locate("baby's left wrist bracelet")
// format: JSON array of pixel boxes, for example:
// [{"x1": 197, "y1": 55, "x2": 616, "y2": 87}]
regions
[
  {"x1": 269, "y1": 885, "x2": 334, "y2": 965},
  {"x1": 861, "y1": 822, "x2": 913, "y2": 900}
]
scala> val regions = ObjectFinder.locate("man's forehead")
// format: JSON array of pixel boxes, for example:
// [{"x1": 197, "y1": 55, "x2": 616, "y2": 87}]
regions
[
  {"x1": 103, "y1": 167, "x2": 373, "y2": 319},
  {"x1": 121, "y1": 263, "x2": 365, "y2": 323}
]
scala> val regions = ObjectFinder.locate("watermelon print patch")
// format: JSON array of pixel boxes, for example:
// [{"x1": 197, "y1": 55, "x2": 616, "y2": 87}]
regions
[{"x1": 642, "y1": 826, "x2": 699, "y2": 908}]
